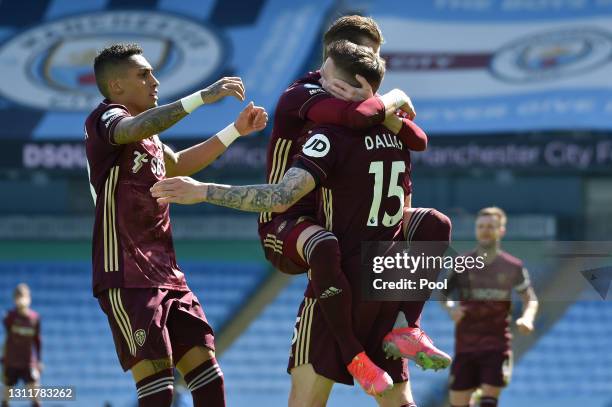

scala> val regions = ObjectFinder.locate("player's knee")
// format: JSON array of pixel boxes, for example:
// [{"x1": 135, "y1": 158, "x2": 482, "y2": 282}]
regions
[
  {"x1": 428, "y1": 209, "x2": 452, "y2": 243},
  {"x1": 303, "y1": 230, "x2": 339, "y2": 266},
  {"x1": 131, "y1": 357, "x2": 173, "y2": 383},
  {"x1": 289, "y1": 365, "x2": 332, "y2": 407},
  {"x1": 134, "y1": 368, "x2": 174, "y2": 407},
  {"x1": 175, "y1": 346, "x2": 214, "y2": 377}
]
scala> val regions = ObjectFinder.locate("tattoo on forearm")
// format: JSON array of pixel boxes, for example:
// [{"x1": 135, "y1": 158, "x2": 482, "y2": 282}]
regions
[
  {"x1": 205, "y1": 168, "x2": 314, "y2": 212},
  {"x1": 114, "y1": 101, "x2": 188, "y2": 144}
]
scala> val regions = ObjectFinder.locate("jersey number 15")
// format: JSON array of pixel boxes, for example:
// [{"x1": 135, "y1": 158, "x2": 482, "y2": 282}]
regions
[{"x1": 367, "y1": 161, "x2": 406, "y2": 227}]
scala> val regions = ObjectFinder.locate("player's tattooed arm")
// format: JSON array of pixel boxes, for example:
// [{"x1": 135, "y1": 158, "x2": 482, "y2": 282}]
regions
[
  {"x1": 150, "y1": 167, "x2": 316, "y2": 212},
  {"x1": 112, "y1": 77, "x2": 246, "y2": 145},
  {"x1": 112, "y1": 101, "x2": 188, "y2": 145}
]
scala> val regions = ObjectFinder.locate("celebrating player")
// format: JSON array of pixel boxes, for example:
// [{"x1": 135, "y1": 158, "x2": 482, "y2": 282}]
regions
[
  {"x1": 154, "y1": 13, "x2": 449, "y2": 395},
  {"x1": 2, "y1": 284, "x2": 42, "y2": 407},
  {"x1": 444, "y1": 207, "x2": 539, "y2": 407},
  {"x1": 85, "y1": 43, "x2": 267, "y2": 407},
  {"x1": 152, "y1": 40, "x2": 427, "y2": 407}
]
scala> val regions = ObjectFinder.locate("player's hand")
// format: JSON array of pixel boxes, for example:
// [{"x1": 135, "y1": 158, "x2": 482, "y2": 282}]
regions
[
  {"x1": 200, "y1": 77, "x2": 246, "y2": 104},
  {"x1": 449, "y1": 306, "x2": 465, "y2": 324},
  {"x1": 516, "y1": 317, "x2": 534, "y2": 335},
  {"x1": 150, "y1": 177, "x2": 207, "y2": 205},
  {"x1": 234, "y1": 102, "x2": 268, "y2": 136},
  {"x1": 320, "y1": 74, "x2": 373, "y2": 101}
]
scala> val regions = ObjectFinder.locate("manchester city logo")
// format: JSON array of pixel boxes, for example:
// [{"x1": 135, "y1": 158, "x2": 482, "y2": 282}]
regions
[
  {"x1": 0, "y1": 11, "x2": 226, "y2": 111},
  {"x1": 490, "y1": 28, "x2": 612, "y2": 83}
]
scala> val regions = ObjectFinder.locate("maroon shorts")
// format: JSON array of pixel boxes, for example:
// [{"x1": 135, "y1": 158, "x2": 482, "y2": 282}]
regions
[
  {"x1": 98, "y1": 288, "x2": 215, "y2": 371},
  {"x1": 450, "y1": 350, "x2": 513, "y2": 390},
  {"x1": 259, "y1": 216, "x2": 317, "y2": 275},
  {"x1": 3, "y1": 366, "x2": 38, "y2": 386},
  {"x1": 287, "y1": 293, "x2": 408, "y2": 385}
]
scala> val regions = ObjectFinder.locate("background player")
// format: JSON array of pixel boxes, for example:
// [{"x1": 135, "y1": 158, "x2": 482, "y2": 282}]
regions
[
  {"x1": 2, "y1": 284, "x2": 42, "y2": 407},
  {"x1": 151, "y1": 40, "x2": 422, "y2": 407},
  {"x1": 444, "y1": 207, "x2": 539, "y2": 407},
  {"x1": 86, "y1": 43, "x2": 267, "y2": 407}
]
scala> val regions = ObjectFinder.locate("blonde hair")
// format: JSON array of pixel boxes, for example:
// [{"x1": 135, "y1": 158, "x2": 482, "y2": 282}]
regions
[{"x1": 477, "y1": 206, "x2": 507, "y2": 227}]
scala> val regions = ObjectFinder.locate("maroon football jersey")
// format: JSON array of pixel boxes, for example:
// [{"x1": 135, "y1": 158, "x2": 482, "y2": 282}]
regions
[
  {"x1": 294, "y1": 124, "x2": 412, "y2": 260},
  {"x1": 258, "y1": 71, "x2": 332, "y2": 228},
  {"x1": 453, "y1": 250, "x2": 531, "y2": 353},
  {"x1": 3, "y1": 309, "x2": 40, "y2": 369},
  {"x1": 85, "y1": 100, "x2": 187, "y2": 296}
]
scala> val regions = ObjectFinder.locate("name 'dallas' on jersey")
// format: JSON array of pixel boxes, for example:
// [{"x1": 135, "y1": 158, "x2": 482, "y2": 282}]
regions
[{"x1": 85, "y1": 100, "x2": 187, "y2": 296}]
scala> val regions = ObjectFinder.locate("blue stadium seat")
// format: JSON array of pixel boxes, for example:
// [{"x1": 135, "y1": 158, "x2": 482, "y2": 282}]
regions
[{"x1": 0, "y1": 260, "x2": 268, "y2": 407}]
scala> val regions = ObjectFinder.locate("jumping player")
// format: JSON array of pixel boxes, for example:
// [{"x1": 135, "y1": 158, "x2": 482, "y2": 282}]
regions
[
  {"x1": 85, "y1": 43, "x2": 267, "y2": 407},
  {"x1": 444, "y1": 207, "x2": 539, "y2": 407},
  {"x1": 151, "y1": 40, "x2": 425, "y2": 407}
]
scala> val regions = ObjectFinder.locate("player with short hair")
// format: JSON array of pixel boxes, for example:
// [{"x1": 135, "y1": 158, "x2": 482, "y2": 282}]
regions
[
  {"x1": 444, "y1": 207, "x2": 539, "y2": 407},
  {"x1": 85, "y1": 43, "x2": 267, "y2": 407},
  {"x1": 2, "y1": 284, "x2": 42, "y2": 407},
  {"x1": 151, "y1": 40, "x2": 424, "y2": 407}
]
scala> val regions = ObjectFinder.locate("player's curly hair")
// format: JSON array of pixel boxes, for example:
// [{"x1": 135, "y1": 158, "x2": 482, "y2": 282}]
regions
[
  {"x1": 326, "y1": 40, "x2": 385, "y2": 92},
  {"x1": 93, "y1": 43, "x2": 143, "y2": 98},
  {"x1": 323, "y1": 15, "x2": 383, "y2": 57}
]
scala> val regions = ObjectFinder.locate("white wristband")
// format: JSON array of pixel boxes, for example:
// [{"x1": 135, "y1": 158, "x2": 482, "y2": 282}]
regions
[
  {"x1": 216, "y1": 123, "x2": 241, "y2": 147},
  {"x1": 180, "y1": 91, "x2": 204, "y2": 114}
]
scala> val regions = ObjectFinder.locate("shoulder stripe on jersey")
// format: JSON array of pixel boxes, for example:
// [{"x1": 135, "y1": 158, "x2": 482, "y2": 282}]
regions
[
  {"x1": 109, "y1": 289, "x2": 136, "y2": 357},
  {"x1": 104, "y1": 166, "x2": 120, "y2": 272},
  {"x1": 260, "y1": 138, "x2": 293, "y2": 224}
]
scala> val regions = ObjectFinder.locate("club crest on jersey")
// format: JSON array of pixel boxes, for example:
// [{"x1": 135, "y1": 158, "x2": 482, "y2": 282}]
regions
[
  {"x1": 303, "y1": 134, "x2": 330, "y2": 158},
  {"x1": 134, "y1": 329, "x2": 146, "y2": 347},
  {"x1": 132, "y1": 151, "x2": 149, "y2": 173}
]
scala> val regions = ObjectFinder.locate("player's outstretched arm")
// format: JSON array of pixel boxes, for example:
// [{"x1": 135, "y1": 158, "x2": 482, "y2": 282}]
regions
[
  {"x1": 150, "y1": 167, "x2": 316, "y2": 213},
  {"x1": 113, "y1": 77, "x2": 246, "y2": 145},
  {"x1": 163, "y1": 102, "x2": 268, "y2": 178}
]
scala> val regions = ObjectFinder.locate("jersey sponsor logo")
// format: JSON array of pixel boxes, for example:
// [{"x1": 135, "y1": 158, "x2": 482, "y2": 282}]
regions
[
  {"x1": 303, "y1": 83, "x2": 320, "y2": 89},
  {"x1": 0, "y1": 11, "x2": 226, "y2": 111},
  {"x1": 132, "y1": 151, "x2": 149, "y2": 173},
  {"x1": 134, "y1": 329, "x2": 147, "y2": 347},
  {"x1": 490, "y1": 28, "x2": 612, "y2": 83},
  {"x1": 302, "y1": 134, "x2": 330, "y2": 158},
  {"x1": 10, "y1": 325, "x2": 35, "y2": 337}
]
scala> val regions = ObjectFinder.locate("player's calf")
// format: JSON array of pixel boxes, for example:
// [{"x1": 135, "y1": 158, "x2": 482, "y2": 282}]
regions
[
  {"x1": 177, "y1": 346, "x2": 225, "y2": 407},
  {"x1": 299, "y1": 227, "x2": 363, "y2": 365},
  {"x1": 135, "y1": 369, "x2": 174, "y2": 407}
]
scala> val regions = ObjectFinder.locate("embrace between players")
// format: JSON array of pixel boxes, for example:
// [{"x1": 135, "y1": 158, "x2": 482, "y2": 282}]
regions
[{"x1": 86, "y1": 15, "x2": 451, "y2": 407}]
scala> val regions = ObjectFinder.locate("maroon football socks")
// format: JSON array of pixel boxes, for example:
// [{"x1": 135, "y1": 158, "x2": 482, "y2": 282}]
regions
[
  {"x1": 184, "y1": 358, "x2": 225, "y2": 407},
  {"x1": 135, "y1": 369, "x2": 173, "y2": 407},
  {"x1": 305, "y1": 230, "x2": 363, "y2": 365}
]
